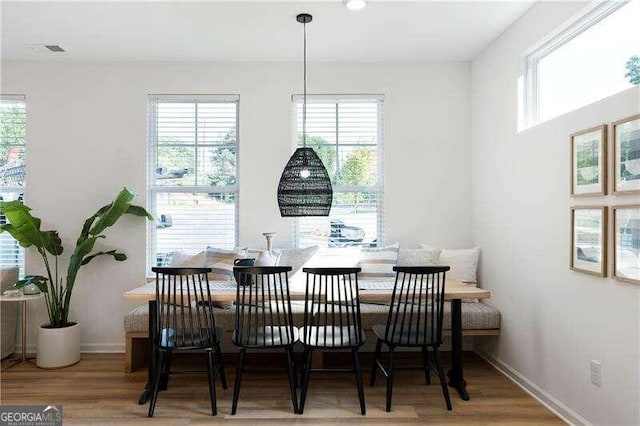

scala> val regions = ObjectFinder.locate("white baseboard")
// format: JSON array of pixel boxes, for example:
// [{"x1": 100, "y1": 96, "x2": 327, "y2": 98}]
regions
[
  {"x1": 15, "y1": 343, "x2": 125, "y2": 354},
  {"x1": 81, "y1": 343, "x2": 125, "y2": 353},
  {"x1": 476, "y1": 350, "x2": 591, "y2": 426}
]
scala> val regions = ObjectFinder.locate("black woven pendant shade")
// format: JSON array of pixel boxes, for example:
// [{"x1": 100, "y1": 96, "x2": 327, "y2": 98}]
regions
[
  {"x1": 277, "y1": 13, "x2": 333, "y2": 217},
  {"x1": 278, "y1": 147, "x2": 333, "y2": 216}
]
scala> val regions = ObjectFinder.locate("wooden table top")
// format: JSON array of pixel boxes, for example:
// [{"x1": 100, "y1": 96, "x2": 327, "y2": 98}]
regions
[{"x1": 123, "y1": 278, "x2": 490, "y2": 303}]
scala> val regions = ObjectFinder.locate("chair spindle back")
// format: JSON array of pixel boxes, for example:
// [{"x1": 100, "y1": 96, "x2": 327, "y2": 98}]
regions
[
  {"x1": 232, "y1": 266, "x2": 295, "y2": 347},
  {"x1": 302, "y1": 267, "x2": 364, "y2": 348},
  {"x1": 384, "y1": 266, "x2": 450, "y2": 346},
  {"x1": 152, "y1": 267, "x2": 218, "y2": 348}
]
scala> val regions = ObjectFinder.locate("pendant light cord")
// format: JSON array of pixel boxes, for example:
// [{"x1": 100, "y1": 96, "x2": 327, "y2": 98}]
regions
[{"x1": 303, "y1": 20, "x2": 307, "y2": 148}]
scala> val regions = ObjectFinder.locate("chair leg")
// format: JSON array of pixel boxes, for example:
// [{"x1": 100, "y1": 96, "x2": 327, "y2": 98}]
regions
[
  {"x1": 231, "y1": 348, "x2": 247, "y2": 415},
  {"x1": 159, "y1": 349, "x2": 172, "y2": 391},
  {"x1": 284, "y1": 346, "x2": 300, "y2": 414},
  {"x1": 298, "y1": 347, "x2": 313, "y2": 415},
  {"x1": 214, "y1": 344, "x2": 228, "y2": 390},
  {"x1": 433, "y1": 347, "x2": 452, "y2": 411},
  {"x1": 352, "y1": 349, "x2": 366, "y2": 415},
  {"x1": 205, "y1": 350, "x2": 218, "y2": 416},
  {"x1": 148, "y1": 351, "x2": 165, "y2": 417},
  {"x1": 422, "y1": 346, "x2": 431, "y2": 385},
  {"x1": 370, "y1": 338, "x2": 382, "y2": 386},
  {"x1": 385, "y1": 347, "x2": 395, "y2": 413}
]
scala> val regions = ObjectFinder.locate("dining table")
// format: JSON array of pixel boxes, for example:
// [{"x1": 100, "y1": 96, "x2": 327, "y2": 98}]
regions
[{"x1": 123, "y1": 276, "x2": 491, "y2": 405}]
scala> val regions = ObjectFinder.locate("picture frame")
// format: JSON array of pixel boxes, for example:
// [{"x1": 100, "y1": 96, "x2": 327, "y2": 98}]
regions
[
  {"x1": 612, "y1": 205, "x2": 640, "y2": 284},
  {"x1": 570, "y1": 206, "x2": 607, "y2": 277},
  {"x1": 613, "y1": 114, "x2": 640, "y2": 194},
  {"x1": 570, "y1": 125, "x2": 607, "y2": 196}
]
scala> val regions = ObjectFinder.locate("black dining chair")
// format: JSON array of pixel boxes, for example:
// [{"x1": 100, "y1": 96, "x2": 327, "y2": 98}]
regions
[
  {"x1": 148, "y1": 267, "x2": 227, "y2": 417},
  {"x1": 369, "y1": 265, "x2": 452, "y2": 412},
  {"x1": 299, "y1": 267, "x2": 366, "y2": 415},
  {"x1": 230, "y1": 266, "x2": 299, "y2": 415}
]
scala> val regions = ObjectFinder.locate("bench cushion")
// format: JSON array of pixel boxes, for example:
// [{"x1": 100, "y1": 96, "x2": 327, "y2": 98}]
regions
[
  {"x1": 125, "y1": 301, "x2": 500, "y2": 333},
  {"x1": 125, "y1": 301, "x2": 308, "y2": 333},
  {"x1": 358, "y1": 302, "x2": 501, "y2": 330}
]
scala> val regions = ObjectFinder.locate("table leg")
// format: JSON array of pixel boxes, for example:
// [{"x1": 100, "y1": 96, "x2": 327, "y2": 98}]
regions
[
  {"x1": 447, "y1": 298, "x2": 469, "y2": 400},
  {"x1": 21, "y1": 300, "x2": 27, "y2": 362},
  {"x1": 138, "y1": 300, "x2": 157, "y2": 405}
]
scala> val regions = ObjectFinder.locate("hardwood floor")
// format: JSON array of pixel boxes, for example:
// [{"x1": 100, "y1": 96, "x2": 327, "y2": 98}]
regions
[{"x1": 0, "y1": 352, "x2": 564, "y2": 425}]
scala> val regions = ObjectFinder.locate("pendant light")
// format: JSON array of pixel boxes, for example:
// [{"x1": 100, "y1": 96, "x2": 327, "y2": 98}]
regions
[{"x1": 277, "y1": 13, "x2": 333, "y2": 217}]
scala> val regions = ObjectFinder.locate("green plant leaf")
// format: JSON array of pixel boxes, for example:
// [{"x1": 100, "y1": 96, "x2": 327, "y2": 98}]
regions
[
  {"x1": 89, "y1": 188, "x2": 135, "y2": 236},
  {"x1": 126, "y1": 205, "x2": 154, "y2": 220},
  {"x1": 81, "y1": 250, "x2": 127, "y2": 265},
  {"x1": 42, "y1": 230, "x2": 63, "y2": 256},
  {"x1": 78, "y1": 205, "x2": 109, "y2": 244},
  {"x1": 0, "y1": 224, "x2": 32, "y2": 248},
  {"x1": 0, "y1": 201, "x2": 44, "y2": 248},
  {"x1": 14, "y1": 275, "x2": 49, "y2": 293}
]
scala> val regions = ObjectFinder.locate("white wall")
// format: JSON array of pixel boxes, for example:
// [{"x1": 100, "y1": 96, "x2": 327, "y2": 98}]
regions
[
  {"x1": 471, "y1": 2, "x2": 640, "y2": 425},
  {"x1": 0, "y1": 61, "x2": 472, "y2": 351}
]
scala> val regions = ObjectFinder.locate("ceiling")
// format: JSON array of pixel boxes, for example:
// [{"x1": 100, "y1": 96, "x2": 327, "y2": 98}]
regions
[{"x1": 0, "y1": 1, "x2": 534, "y2": 62}]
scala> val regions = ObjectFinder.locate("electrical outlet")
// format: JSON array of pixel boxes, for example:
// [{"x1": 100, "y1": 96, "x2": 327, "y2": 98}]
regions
[{"x1": 590, "y1": 359, "x2": 601, "y2": 386}]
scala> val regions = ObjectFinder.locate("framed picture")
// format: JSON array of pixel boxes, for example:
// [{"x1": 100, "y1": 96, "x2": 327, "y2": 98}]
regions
[
  {"x1": 613, "y1": 114, "x2": 640, "y2": 194},
  {"x1": 570, "y1": 206, "x2": 607, "y2": 276},
  {"x1": 612, "y1": 205, "x2": 640, "y2": 284},
  {"x1": 570, "y1": 125, "x2": 607, "y2": 196}
]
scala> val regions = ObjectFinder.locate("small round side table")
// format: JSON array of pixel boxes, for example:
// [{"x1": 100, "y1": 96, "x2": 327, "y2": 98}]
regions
[{"x1": 0, "y1": 292, "x2": 43, "y2": 370}]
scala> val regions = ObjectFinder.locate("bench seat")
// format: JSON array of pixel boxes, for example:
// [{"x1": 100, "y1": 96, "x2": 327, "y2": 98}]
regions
[{"x1": 124, "y1": 301, "x2": 500, "y2": 372}]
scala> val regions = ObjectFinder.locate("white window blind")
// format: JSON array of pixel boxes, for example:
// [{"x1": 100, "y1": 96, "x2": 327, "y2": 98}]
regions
[
  {"x1": 147, "y1": 95, "x2": 239, "y2": 269},
  {"x1": 0, "y1": 95, "x2": 26, "y2": 276},
  {"x1": 293, "y1": 95, "x2": 384, "y2": 248}
]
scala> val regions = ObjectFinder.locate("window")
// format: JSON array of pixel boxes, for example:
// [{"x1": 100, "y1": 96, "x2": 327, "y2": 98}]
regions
[
  {"x1": 519, "y1": 0, "x2": 640, "y2": 129},
  {"x1": 294, "y1": 95, "x2": 384, "y2": 248},
  {"x1": 0, "y1": 95, "x2": 26, "y2": 276},
  {"x1": 147, "y1": 95, "x2": 239, "y2": 269}
]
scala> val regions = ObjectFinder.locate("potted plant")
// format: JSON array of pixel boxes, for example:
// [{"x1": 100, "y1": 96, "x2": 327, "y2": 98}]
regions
[{"x1": 0, "y1": 187, "x2": 152, "y2": 368}]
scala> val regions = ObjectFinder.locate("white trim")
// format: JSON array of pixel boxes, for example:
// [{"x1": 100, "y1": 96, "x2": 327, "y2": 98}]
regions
[
  {"x1": 477, "y1": 350, "x2": 591, "y2": 426},
  {"x1": 16, "y1": 343, "x2": 125, "y2": 354},
  {"x1": 80, "y1": 343, "x2": 125, "y2": 353},
  {"x1": 0, "y1": 94, "x2": 26, "y2": 101},
  {"x1": 292, "y1": 93, "x2": 385, "y2": 102},
  {"x1": 147, "y1": 94, "x2": 239, "y2": 102}
]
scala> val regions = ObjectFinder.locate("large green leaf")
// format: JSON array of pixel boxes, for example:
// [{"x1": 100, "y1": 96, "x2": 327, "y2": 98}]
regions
[
  {"x1": 126, "y1": 205, "x2": 154, "y2": 220},
  {"x1": 42, "y1": 230, "x2": 63, "y2": 256},
  {"x1": 14, "y1": 275, "x2": 49, "y2": 293},
  {"x1": 89, "y1": 188, "x2": 135, "y2": 236},
  {"x1": 0, "y1": 201, "x2": 44, "y2": 248},
  {"x1": 78, "y1": 205, "x2": 110, "y2": 244}
]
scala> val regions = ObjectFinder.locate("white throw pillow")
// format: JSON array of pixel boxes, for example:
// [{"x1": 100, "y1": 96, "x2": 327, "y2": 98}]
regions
[
  {"x1": 397, "y1": 246, "x2": 442, "y2": 266},
  {"x1": 358, "y1": 243, "x2": 400, "y2": 278},
  {"x1": 306, "y1": 247, "x2": 361, "y2": 268},
  {"x1": 421, "y1": 245, "x2": 480, "y2": 281},
  {"x1": 205, "y1": 247, "x2": 247, "y2": 279},
  {"x1": 277, "y1": 246, "x2": 319, "y2": 276},
  {"x1": 169, "y1": 250, "x2": 206, "y2": 268}
]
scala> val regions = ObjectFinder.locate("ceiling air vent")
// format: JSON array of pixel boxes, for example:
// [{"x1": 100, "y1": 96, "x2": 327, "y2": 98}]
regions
[
  {"x1": 45, "y1": 45, "x2": 65, "y2": 52},
  {"x1": 25, "y1": 44, "x2": 66, "y2": 53}
]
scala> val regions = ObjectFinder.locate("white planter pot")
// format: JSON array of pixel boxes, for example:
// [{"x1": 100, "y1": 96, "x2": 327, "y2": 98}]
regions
[{"x1": 36, "y1": 322, "x2": 81, "y2": 369}]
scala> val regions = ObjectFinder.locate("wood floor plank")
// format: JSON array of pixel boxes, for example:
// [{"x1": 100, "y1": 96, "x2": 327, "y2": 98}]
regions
[{"x1": 0, "y1": 352, "x2": 564, "y2": 424}]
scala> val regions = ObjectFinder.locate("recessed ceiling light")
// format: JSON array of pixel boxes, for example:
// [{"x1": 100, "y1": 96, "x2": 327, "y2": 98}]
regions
[{"x1": 344, "y1": 0, "x2": 367, "y2": 11}]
